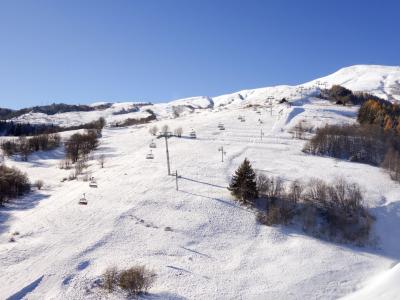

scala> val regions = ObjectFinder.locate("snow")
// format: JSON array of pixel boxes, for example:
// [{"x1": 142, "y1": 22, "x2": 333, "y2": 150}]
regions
[
  {"x1": 343, "y1": 262, "x2": 400, "y2": 300},
  {"x1": 1, "y1": 65, "x2": 400, "y2": 299},
  {"x1": 306, "y1": 65, "x2": 400, "y2": 101}
]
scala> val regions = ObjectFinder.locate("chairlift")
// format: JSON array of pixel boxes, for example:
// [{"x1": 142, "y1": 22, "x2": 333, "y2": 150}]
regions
[
  {"x1": 241, "y1": 117, "x2": 246, "y2": 122},
  {"x1": 78, "y1": 193, "x2": 88, "y2": 205},
  {"x1": 146, "y1": 150, "x2": 154, "y2": 159},
  {"x1": 189, "y1": 129, "x2": 197, "y2": 139},
  {"x1": 219, "y1": 125, "x2": 225, "y2": 130},
  {"x1": 149, "y1": 141, "x2": 156, "y2": 148},
  {"x1": 89, "y1": 177, "x2": 98, "y2": 188}
]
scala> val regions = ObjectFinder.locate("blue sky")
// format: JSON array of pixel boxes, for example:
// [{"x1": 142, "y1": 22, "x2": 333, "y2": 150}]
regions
[{"x1": 0, "y1": 0, "x2": 399, "y2": 109}]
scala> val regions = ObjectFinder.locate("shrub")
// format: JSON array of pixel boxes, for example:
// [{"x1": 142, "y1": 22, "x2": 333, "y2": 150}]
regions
[
  {"x1": 254, "y1": 174, "x2": 373, "y2": 244},
  {"x1": 102, "y1": 267, "x2": 118, "y2": 292},
  {"x1": 35, "y1": 180, "x2": 44, "y2": 190},
  {"x1": 0, "y1": 164, "x2": 31, "y2": 205},
  {"x1": 118, "y1": 266, "x2": 154, "y2": 296},
  {"x1": 257, "y1": 203, "x2": 294, "y2": 226},
  {"x1": 257, "y1": 174, "x2": 284, "y2": 201}
]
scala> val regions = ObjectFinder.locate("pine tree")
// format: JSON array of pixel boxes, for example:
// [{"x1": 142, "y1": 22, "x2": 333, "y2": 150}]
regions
[{"x1": 228, "y1": 158, "x2": 258, "y2": 203}]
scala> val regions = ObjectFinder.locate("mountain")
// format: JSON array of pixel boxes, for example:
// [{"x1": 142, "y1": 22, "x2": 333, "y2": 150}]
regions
[
  {"x1": 3, "y1": 65, "x2": 400, "y2": 127},
  {"x1": 1, "y1": 64, "x2": 400, "y2": 299}
]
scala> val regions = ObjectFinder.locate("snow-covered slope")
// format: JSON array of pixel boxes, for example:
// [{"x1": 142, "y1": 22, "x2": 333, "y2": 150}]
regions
[
  {"x1": 7, "y1": 65, "x2": 400, "y2": 127},
  {"x1": 343, "y1": 262, "x2": 400, "y2": 300},
  {"x1": 1, "y1": 65, "x2": 400, "y2": 299},
  {"x1": 306, "y1": 65, "x2": 400, "y2": 101}
]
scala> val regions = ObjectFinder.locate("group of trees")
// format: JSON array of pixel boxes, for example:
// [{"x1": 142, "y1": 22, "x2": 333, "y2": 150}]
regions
[
  {"x1": 358, "y1": 98, "x2": 400, "y2": 132},
  {"x1": 1, "y1": 133, "x2": 61, "y2": 161},
  {"x1": 228, "y1": 159, "x2": 373, "y2": 244},
  {"x1": 0, "y1": 121, "x2": 60, "y2": 136},
  {"x1": 0, "y1": 164, "x2": 31, "y2": 206},
  {"x1": 320, "y1": 85, "x2": 381, "y2": 106},
  {"x1": 65, "y1": 130, "x2": 99, "y2": 163},
  {"x1": 148, "y1": 124, "x2": 183, "y2": 137},
  {"x1": 0, "y1": 117, "x2": 106, "y2": 137},
  {"x1": 303, "y1": 124, "x2": 391, "y2": 164},
  {"x1": 112, "y1": 110, "x2": 156, "y2": 127},
  {"x1": 303, "y1": 122, "x2": 400, "y2": 181}
]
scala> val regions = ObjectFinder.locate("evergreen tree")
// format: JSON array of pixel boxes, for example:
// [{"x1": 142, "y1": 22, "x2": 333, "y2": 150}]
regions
[{"x1": 228, "y1": 158, "x2": 258, "y2": 203}]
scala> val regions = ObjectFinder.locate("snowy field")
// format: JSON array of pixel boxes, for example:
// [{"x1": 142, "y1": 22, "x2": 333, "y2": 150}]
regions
[{"x1": 1, "y1": 65, "x2": 400, "y2": 299}]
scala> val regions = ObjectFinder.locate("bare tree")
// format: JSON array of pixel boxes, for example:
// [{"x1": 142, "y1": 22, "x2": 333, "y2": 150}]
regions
[
  {"x1": 35, "y1": 179, "x2": 44, "y2": 190},
  {"x1": 149, "y1": 125, "x2": 158, "y2": 136},
  {"x1": 174, "y1": 127, "x2": 183, "y2": 137},
  {"x1": 98, "y1": 154, "x2": 105, "y2": 168},
  {"x1": 161, "y1": 124, "x2": 170, "y2": 135}
]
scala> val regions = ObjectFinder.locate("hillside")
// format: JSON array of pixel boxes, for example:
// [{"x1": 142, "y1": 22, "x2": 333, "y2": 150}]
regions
[
  {"x1": 1, "y1": 65, "x2": 400, "y2": 299},
  {"x1": 3, "y1": 65, "x2": 400, "y2": 128}
]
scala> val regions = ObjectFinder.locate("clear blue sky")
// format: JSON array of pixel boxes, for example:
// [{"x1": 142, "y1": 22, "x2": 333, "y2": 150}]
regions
[{"x1": 0, "y1": 0, "x2": 399, "y2": 109}]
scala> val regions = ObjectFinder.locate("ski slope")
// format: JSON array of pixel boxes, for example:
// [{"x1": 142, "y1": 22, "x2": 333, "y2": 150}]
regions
[{"x1": 1, "y1": 65, "x2": 400, "y2": 299}]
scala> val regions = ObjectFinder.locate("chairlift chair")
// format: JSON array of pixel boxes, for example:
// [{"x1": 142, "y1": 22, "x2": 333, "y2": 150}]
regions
[
  {"x1": 146, "y1": 150, "x2": 154, "y2": 159},
  {"x1": 89, "y1": 178, "x2": 98, "y2": 188},
  {"x1": 149, "y1": 141, "x2": 156, "y2": 148},
  {"x1": 219, "y1": 125, "x2": 225, "y2": 130},
  {"x1": 189, "y1": 129, "x2": 197, "y2": 139},
  {"x1": 79, "y1": 193, "x2": 88, "y2": 205}
]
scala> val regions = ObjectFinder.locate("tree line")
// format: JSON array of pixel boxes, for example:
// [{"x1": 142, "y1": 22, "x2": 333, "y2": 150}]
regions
[
  {"x1": 0, "y1": 117, "x2": 106, "y2": 137},
  {"x1": 1, "y1": 133, "x2": 61, "y2": 161},
  {"x1": 111, "y1": 110, "x2": 156, "y2": 127}
]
